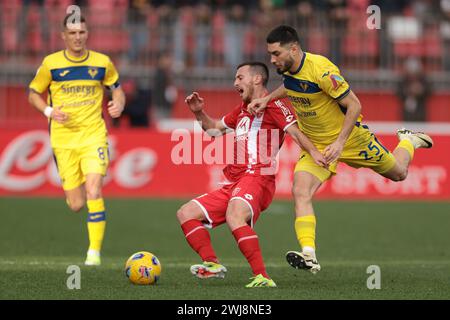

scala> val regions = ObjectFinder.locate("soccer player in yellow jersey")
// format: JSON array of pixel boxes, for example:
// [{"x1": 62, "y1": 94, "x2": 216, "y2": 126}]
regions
[
  {"x1": 248, "y1": 25, "x2": 433, "y2": 273},
  {"x1": 28, "y1": 15, "x2": 126, "y2": 266}
]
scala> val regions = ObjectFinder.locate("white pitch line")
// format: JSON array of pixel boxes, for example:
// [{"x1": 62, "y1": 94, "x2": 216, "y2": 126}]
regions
[{"x1": 1, "y1": 260, "x2": 450, "y2": 268}]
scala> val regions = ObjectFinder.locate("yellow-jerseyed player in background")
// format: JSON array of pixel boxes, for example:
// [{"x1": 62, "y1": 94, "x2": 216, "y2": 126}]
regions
[
  {"x1": 28, "y1": 14, "x2": 126, "y2": 266},
  {"x1": 248, "y1": 25, "x2": 433, "y2": 274}
]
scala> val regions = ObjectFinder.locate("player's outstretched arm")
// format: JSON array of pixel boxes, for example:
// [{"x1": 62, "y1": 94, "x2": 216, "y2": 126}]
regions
[
  {"x1": 248, "y1": 84, "x2": 287, "y2": 115},
  {"x1": 323, "y1": 90, "x2": 362, "y2": 163},
  {"x1": 28, "y1": 90, "x2": 68, "y2": 124},
  {"x1": 185, "y1": 92, "x2": 226, "y2": 136},
  {"x1": 286, "y1": 124, "x2": 328, "y2": 167},
  {"x1": 107, "y1": 87, "x2": 126, "y2": 118}
]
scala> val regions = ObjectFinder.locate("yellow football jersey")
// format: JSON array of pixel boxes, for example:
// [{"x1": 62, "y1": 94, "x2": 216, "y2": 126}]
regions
[
  {"x1": 283, "y1": 52, "x2": 363, "y2": 147},
  {"x1": 29, "y1": 50, "x2": 120, "y2": 148}
]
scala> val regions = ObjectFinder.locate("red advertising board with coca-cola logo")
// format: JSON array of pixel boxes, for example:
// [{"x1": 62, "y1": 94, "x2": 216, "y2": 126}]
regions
[{"x1": 0, "y1": 129, "x2": 449, "y2": 200}]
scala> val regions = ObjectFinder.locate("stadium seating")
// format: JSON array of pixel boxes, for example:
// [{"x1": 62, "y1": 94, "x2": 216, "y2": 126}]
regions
[
  {"x1": 1, "y1": 0, "x2": 21, "y2": 53},
  {"x1": 343, "y1": 30, "x2": 379, "y2": 70},
  {"x1": 306, "y1": 31, "x2": 329, "y2": 56},
  {"x1": 0, "y1": 1, "x2": 448, "y2": 128},
  {"x1": 87, "y1": 0, "x2": 128, "y2": 27},
  {"x1": 88, "y1": 30, "x2": 130, "y2": 54}
]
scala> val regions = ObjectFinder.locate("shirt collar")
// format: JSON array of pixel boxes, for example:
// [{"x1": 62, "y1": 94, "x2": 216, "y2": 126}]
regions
[{"x1": 288, "y1": 52, "x2": 306, "y2": 75}]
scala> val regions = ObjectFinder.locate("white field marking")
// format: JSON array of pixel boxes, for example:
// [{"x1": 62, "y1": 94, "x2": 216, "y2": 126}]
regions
[
  {"x1": 0, "y1": 260, "x2": 285, "y2": 268},
  {"x1": 1, "y1": 259, "x2": 450, "y2": 268}
]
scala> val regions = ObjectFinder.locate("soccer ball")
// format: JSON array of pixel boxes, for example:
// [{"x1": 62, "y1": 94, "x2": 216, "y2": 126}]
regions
[{"x1": 125, "y1": 251, "x2": 162, "y2": 285}]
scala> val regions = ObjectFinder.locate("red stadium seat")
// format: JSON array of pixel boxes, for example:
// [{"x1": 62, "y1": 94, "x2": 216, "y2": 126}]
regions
[
  {"x1": 1, "y1": 0, "x2": 22, "y2": 24},
  {"x1": 1, "y1": 0, "x2": 22, "y2": 10},
  {"x1": 393, "y1": 28, "x2": 442, "y2": 72},
  {"x1": 45, "y1": 0, "x2": 72, "y2": 8},
  {"x1": 344, "y1": 14, "x2": 379, "y2": 56},
  {"x1": 393, "y1": 40, "x2": 423, "y2": 57},
  {"x1": 422, "y1": 27, "x2": 443, "y2": 71},
  {"x1": 210, "y1": 11, "x2": 225, "y2": 65},
  {"x1": 179, "y1": 8, "x2": 195, "y2": 62},
  {"x1": 88, "y1": 30, "x2": 130, "y2": 53},
  {"x1": 87, "y1": 0, "x2": 128, "y2": 27},
  {"x1": 423, "y1": 36, "x2": 442, "y2": 58},
  {"x1": 45, "y1": 0, "x2": 72, "y2": 24},
  {"x1": 243, "y1": 30, "x2": 256, "y2": 59},
  {"x1": 1, "y1": 0, "x2": 21, "y2": 52},
  {"x1": 2, "y1": 27, "x2": 18, "y2": 52},
  {"x1": 306, "y1": 31, "x2": 328, "y2": 56},
  {"x1": 25, "y1": 4, "x2": 45, "y2": 53},
  {"x1": 28, "y1": 29, "x2": 44, "y2": 53},
  {"x1": 49, "y1": 30, "x2": 61, "y2": 52},
  {"x1": 343, "y1": 30, "x2": 379, "y2": 69}
]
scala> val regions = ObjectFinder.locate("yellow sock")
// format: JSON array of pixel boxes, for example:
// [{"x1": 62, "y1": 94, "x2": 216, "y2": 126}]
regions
[
  {"x1": 395, "y1": 139, "x2": 414, "y2": 159},
  {"x1": 87, "y1": 198, "x2": 106, "y2": 252},
  {"x1": 295, "y1": 215, "x2": 316, "y2": 251}
]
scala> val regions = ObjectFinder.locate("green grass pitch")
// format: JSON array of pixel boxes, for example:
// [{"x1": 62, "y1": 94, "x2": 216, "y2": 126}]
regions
[{"x1": 0, "y1": 198, "x2": 449, "y2": 300}]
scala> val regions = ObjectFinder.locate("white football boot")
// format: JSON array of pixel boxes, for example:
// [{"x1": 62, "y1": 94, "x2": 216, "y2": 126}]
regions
[
  {"x1": 286, "y1": 251, "x2": 321, "y2": 274},
  {"x1": 397, "y1": 128, "x2": 433, "y2": 149}
]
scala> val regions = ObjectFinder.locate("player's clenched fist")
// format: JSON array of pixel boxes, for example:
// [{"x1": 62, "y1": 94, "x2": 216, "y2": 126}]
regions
[
  {"x1": 107, "y1": 100, "x2": 124, "y2": 118},
  {"x1": 185, "y1": 92, "x2": 204, "y2": 113},
  {"x1": 247, "y1": 96, "x2": 270, "y2": 116}
]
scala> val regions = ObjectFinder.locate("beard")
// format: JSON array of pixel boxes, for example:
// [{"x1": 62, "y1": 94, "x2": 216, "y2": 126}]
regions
[
  {"x1": 243, "y1": 86, "x2": 253, "y2": 104},
  {"x1": 276, "y1": 57, "x2": 294, "y2": 74}
]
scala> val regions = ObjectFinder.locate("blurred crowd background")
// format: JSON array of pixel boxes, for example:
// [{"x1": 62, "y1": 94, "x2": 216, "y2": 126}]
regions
[{"x1": 0, "y1": 0, "x2": 449, "y2": 128}]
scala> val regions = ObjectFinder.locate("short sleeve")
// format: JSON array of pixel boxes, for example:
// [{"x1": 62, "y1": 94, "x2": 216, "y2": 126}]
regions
[
  {"x1": 29, "y1": 61, "x2": 52, "y2": 94},
  {"x1": 103, "y1": 58, "x2": 120, "y2": 89},
  {"x1": 317, "y1": 60, "x2": 350, "y2": 100},
  {"x1": 221, "y1": 104, "x2": 242, "y2": 130},
  {"x1": 270, "y1": 99, "x2": 297, "y2": 131}
]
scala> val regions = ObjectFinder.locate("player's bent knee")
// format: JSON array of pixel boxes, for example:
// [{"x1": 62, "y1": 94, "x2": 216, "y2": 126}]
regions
[
  {"x1": 176, "y1": 207, "x2": 188, "y2": 224},
  {"x1": 226, "y1": 213, "x2": 248, "y2": 231},
  {"x1": 67, "y1": 199, "x2": 84, "y2": 212},
  {"x1": 226, "y1": 201, "x2": 250, "y2": 228},
  {"x1": 384, "y1": 168, "x2": 408, "y2": 182},
  {"x1": 225, "y1": 210, "x2": 247, "y2": 226},
  {"x1": 391, "y1": 171, "x2": 407, "y2": 182},
  {"x1": 176, "y1": 202, "x2": 202, "y2": 224}
]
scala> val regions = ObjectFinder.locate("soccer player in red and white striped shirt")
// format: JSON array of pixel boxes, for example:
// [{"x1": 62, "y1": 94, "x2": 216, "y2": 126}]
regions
[{"x1": 176, "y1": 62, "x2": 326, "y2": 287}]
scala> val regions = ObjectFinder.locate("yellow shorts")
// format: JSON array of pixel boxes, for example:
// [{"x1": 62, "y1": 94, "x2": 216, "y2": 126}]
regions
[
  {"x1": 294, "y1": 127, "x2": 397, "y2": 182},
  {"x1": 53, "y1": 143, "x2": 109, "y2": 190}
]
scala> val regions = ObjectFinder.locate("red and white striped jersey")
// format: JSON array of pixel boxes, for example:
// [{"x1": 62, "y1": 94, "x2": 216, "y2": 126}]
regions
[{"x1": 221, "y1": 99, "x2": 297, "y2": 181}]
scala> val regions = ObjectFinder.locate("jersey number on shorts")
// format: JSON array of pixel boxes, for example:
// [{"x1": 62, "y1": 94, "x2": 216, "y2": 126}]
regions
[
  {"x1": 359, "y1": 141, "x2": 383, "y2": 162},
  {"x1": 97, "y1": 147, "x2": 108, "y2": 163}
]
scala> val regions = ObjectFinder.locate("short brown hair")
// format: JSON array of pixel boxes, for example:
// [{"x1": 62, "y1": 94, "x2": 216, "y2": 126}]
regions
[{"x1": 237, "y1": 62, "x2": 269, "y2": 86}]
